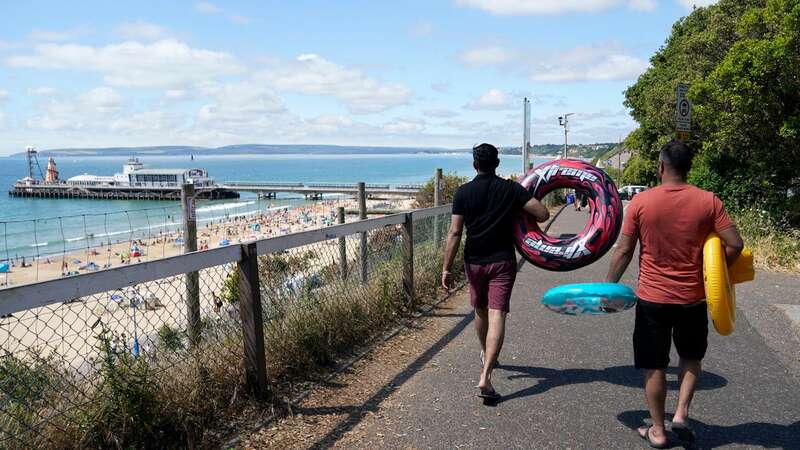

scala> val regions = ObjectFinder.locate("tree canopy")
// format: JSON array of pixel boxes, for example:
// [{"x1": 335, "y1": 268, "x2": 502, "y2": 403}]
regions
[{"x1": 624, "y1": 0, "x2": 800, "y2": 216}]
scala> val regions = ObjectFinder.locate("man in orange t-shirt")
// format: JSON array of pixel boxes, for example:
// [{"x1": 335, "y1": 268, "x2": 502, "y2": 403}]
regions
[{"x1": 606, "y1": 140, "x2": 743, "y2": 447}]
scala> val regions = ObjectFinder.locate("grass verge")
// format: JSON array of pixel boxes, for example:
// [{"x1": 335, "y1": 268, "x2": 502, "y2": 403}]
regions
[
  {"x1": 733, "y1": 209, "x2": 800, "y2": 272},
  {"x1": 0, "y1": 227, "x2": 462, "y2": 449}
]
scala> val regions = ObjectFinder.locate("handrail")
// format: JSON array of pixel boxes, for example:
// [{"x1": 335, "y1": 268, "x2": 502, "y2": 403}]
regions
[{"x1": 0, "y1": 204, "x2": 453, "y2": 316}]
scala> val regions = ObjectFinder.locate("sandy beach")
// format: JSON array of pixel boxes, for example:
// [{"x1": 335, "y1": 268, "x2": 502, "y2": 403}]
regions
[
  {"x1": 0, "y1": 196, "x2": 413, "y2": 288},
  {"x1": 0, "y1": 196, "x2": 414, "y2": 367}
]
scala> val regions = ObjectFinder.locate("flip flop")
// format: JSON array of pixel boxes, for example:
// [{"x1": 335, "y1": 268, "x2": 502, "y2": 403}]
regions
[
  {"x1": 670, "y1": 421, "x2": 695, "y2": 442},
  {"x1": 477, "y1": 387, "x2": 501, "y2": 401},
  {"x1": 638, "y1": 425, "x2": 668, "y2": 449}
]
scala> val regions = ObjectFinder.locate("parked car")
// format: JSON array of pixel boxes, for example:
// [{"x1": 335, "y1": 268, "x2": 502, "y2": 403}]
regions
[{"x1": 618, "y1": 185, "x2": 648, "y2": 200}]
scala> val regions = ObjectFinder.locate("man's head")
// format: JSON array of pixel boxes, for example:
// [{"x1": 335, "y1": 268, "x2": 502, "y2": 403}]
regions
[
  {"x1": 658, "y1": 140, "x2": 693, "y2": 180},
  {"x1": 473, "y1": 143, "x2": 500, "y2": 174}
]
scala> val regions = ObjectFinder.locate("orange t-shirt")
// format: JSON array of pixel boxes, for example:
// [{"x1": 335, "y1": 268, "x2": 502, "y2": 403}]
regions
[{"x1": 621, "y1": 184, "x2": 734, "y2": 304}]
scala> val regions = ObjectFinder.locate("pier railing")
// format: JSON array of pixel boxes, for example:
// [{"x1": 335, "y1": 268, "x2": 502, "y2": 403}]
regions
[{"x1": 0, "y1": 203, "x2": 455, "y2": 448}]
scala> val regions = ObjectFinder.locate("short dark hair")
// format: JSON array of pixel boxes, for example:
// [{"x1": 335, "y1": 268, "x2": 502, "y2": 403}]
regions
[
  {"x1": 473, "y1": 143, "x2": 499, "y2": 172},
  {"x1": 659, "y1": 140, "x2": 693, "y2": 176}
]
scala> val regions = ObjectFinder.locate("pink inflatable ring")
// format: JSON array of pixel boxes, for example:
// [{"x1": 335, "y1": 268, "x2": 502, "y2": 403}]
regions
[{"x1": 514, "y1": 159, "x2": 623, "y2": 272}]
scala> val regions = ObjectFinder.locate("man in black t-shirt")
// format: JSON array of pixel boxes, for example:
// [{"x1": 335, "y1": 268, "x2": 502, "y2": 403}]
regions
[{"x1": 442, "y1": 143, "x2": 549, "y2": 400}]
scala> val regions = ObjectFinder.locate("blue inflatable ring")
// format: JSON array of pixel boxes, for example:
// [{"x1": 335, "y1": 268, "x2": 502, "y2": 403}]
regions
[{"x1": 542, "y1": 283, "x2": 637, "y2": 315}]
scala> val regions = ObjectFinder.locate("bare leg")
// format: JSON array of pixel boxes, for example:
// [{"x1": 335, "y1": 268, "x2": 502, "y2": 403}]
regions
[
  {"x1": 478, "y1": 309, "x2": 506, "y2": 390},
  {"x1": 638, "y1": 369, "x2": 668, "y2": 446},
  {"x1": 673, "y1": 359, "x2": 701, "y2": 424},
  {"x1": 474, "y1": 308, "x2": 488, "y2": 355}
]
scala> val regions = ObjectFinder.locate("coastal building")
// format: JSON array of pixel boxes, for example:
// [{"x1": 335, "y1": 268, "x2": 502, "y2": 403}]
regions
[{"x1": 9, "y1": 152, "x2": 238, "y2": 200}]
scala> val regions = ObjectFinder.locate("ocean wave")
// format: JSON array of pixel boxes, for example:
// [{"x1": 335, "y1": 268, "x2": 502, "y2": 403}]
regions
[{"x1": 196, "y1": 201, "x2": 256, "y2": 214}]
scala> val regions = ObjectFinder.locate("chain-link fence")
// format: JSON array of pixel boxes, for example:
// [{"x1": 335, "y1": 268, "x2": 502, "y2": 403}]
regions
[
  {"x1": 0, "y1": 204, "x2": 456, "y2": 449},
  {"x1": 0, "y1": 196, "x2": 360, "y2": 288}
]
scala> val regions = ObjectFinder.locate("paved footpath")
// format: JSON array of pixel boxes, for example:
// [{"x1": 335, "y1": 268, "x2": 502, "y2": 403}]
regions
[{"x1": 345, "y1": 208, "x2": 800, "y2": 449}]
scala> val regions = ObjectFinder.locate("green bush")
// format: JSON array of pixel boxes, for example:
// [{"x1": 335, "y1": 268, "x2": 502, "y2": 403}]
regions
[
  {"x1": 733, "y1": 209, "x2": 800, "y2": 272},
  {"x1": 623, "y1": 0, "x2": 800, "y2": 215},
  {"x1": 158, "y1": 324, "x2": 185, "y2": 351},
  {"x1": 414, "y1": 173, "x2": 468, "y2": 208}
]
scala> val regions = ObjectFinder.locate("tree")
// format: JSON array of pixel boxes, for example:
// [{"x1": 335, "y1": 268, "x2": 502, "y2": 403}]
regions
[
  {"x1": 622, "y1": 154, "x2": 656, "y2": 186},
  {"x1": 623, "y1": 0, "x2": 800, "y2": 217},
  {"x1": 414, "y1": 173, "x2": 468, "y2": 208}
]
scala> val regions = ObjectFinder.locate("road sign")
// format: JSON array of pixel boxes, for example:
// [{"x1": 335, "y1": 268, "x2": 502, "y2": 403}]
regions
[{"x1": 676, "y1": 83, "x2": 691, "y2": 132}]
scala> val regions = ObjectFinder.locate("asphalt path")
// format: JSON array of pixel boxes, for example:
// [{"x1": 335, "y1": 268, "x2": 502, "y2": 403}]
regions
[{"x1": 347, "y1": 207, "x2": 800, "y2": 449}]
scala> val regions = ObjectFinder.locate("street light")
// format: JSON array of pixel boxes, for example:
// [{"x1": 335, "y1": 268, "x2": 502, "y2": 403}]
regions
[{"x1": 558, "y1": 113, "x2": 574, "y2": 159}]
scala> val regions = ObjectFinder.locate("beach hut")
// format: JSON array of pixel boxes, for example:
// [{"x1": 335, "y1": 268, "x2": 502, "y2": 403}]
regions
[{"x1": 0, "y1": 263, "x2": 8, "y2": 273}]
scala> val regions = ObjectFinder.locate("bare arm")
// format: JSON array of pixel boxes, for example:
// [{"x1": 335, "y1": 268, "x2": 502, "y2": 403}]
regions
[
  {"x1": 441, "y1": 214, "x2": 464, "y2": 291},
  {"x1": 718, "y1": 226, "x2": 744, "y2": 266},
  {"x1": 606, "y1": 234, "x2": 637, "y2": 283},
  {"x1": 523, "y1": 198, "x2": 549, "y2": 223}
]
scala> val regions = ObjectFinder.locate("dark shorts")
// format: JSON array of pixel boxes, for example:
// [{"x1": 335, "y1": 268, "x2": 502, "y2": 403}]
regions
[
  {"x1": 633, "y1": 299, "x2": 709, "y2": 370},
  {"x1": 465, "y1": 260, "x2": 516, "y2": 312}
]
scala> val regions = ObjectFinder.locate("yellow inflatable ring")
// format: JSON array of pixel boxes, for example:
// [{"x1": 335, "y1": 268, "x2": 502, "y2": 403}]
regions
[{"x1": 703, "y1": 234, "x2": 738, "y2": 335}]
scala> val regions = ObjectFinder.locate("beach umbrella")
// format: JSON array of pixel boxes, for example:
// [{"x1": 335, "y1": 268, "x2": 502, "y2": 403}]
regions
[{"x1": 0, "y1": 263, "x2": 8, "y2": 273}]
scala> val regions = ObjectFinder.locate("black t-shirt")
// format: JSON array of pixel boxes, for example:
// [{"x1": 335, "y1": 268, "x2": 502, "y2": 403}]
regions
[{"x1": 452, "y1": 173, "x2": 533, "y2": 264}]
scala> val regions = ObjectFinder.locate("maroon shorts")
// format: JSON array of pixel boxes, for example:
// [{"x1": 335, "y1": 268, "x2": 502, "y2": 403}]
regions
[{"x1": 465, "y1": 260, "x2": 517, "y2": 312}]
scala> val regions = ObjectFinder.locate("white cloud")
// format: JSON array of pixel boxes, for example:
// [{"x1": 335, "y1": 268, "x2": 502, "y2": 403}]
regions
[
  {"x1": 28, "y1": 86, "x2": 57, "y2": 96},
  {"x1": 260, "y1": 54, "x2": 413, "y2": 113},
  {"x1": 194, "y1": 2, "x2": 251, "y2": 24},
  {"x1": 79, "y1": 87, "x2": 124, "y2": 111},
  {"x1": 458, "y1": 45, "x2": 518, "y2": 67},
  {"x1": 0, "y1": 90, "x2": 9, "y2": 102},
  {"x1": 424, "y1": 108, "x2": 459, "y2": 118},
  {"x1": 6, "y1": 39, "x2": 244, "y2": 88},
  {"x1": 458, "y1": 43, "x2": 648, "y2": 82},
  {"x1": 455, "y1": 0, "x2": 661, "y2": 15},
  {"x1": 383, "y1": 117, "x2": 426, "y2": 134},
  {"x1": 28, "y1": 27, "x2": 89, "y2": 42},
  {"x1": 196, "y1": 82, "x2": 286, "y2": 130},
  {"x1": 116, "y1": 21, "x2": 171, "y2": 40},
  {"x1": 195, "y1": 2, "x2": 222, "y2": 14},
  {"x1": 530, "y1": 46, "x2": 649, "y2": 82},
  {"x1": 464, "y1": 88, "x2": 515, "y2": 110},
  {"x1": 676, "y1": 0, "x2": 718, "y2": 8},
  {"x1": 629, "y1": 0, "x2": 657, "y2": 11}
]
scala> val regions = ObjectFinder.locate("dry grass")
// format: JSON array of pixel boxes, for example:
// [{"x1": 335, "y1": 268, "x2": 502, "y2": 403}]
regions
[
  {"x1": 1, "y1": 230, "x2": 461, "y2": 449},
  {"x1": 734, "y1": 209, "x2": 800, "y2": 272}
]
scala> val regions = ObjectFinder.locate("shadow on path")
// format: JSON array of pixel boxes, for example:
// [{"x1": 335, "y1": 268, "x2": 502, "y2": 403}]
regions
[
  {"x1": 306, "y1": 310, "x2": 475, "y2": 449},
  {"x1": 617, "y1": 410, "x2": 800, "y2": 449},
  {"x1": 498, "y1": 365, "x2": 728, "y2": 404}
]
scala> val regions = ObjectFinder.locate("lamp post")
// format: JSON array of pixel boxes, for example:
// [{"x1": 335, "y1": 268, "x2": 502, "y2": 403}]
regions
[{"x1": 558, "y1": 113, "x2": 574, "y2": 159}]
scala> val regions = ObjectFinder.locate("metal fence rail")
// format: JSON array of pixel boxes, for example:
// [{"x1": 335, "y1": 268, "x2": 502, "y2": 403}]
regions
[{"x1": 0, "y1": 203, "x2": 452, "y2": 448}]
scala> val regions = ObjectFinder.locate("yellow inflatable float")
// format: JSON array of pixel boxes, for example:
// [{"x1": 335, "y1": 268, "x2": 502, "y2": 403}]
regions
[{"x1": 703, "y1": 233, "x2": 754, "y2": 336}]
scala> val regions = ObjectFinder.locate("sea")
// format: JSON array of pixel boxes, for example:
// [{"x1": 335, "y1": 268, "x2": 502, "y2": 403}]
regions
[{"x1": 0, "y1": 151, "x2": 547, "y2": 261}]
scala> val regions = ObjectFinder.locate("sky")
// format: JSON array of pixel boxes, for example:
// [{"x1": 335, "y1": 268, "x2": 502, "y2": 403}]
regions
[{"x1": 0, "y1": 0, "x2": 718, "y2": 155}]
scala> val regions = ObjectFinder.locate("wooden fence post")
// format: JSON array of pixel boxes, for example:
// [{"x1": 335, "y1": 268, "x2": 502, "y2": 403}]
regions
[
  {"x1": 238, "y1": 242, "x2": 267, "y2": 398},
  {"x1": 338, "y1": 206, "x2": 347, "y2": 280},
  {"x1": 433, "y1": 168, "x2": 442, "y2": 248},
  {"x1": 358, "y1": 182, "x2": 368, "y2": 283},
  {"x1": 402, "y1": 212, "x2": 414, "y2": 304},
  {"x1": 181, "y1": 183, "x2": 201, "y2": 346}
]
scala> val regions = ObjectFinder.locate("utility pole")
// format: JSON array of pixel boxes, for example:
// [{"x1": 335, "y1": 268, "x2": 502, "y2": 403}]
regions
[
  {"x1": 522, "y1": 97, "x2": 531, "y2": 173},
  {"x1": 558, "y1": 113, "x2": 574, "y2": 159}
]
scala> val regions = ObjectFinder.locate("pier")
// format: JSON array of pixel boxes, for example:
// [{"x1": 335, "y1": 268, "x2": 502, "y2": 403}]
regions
[
  {"x1": 220, "y1": 181, "x2": 423, "y2": 199},
  {"x1": 9, "y1": 183, "x2": 239, "y2": 200},
  {"x1": 8, "y1": 180, "x2": 423, "y2": 201}
]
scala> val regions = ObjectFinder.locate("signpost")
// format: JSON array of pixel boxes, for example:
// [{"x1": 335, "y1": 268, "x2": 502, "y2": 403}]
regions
[
  {"x1": 522, "y1": 97, "x2": 531, "y2": 173},
  {"x1": 676, "y1": 83, "x2": 691, "y2": 141}
]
